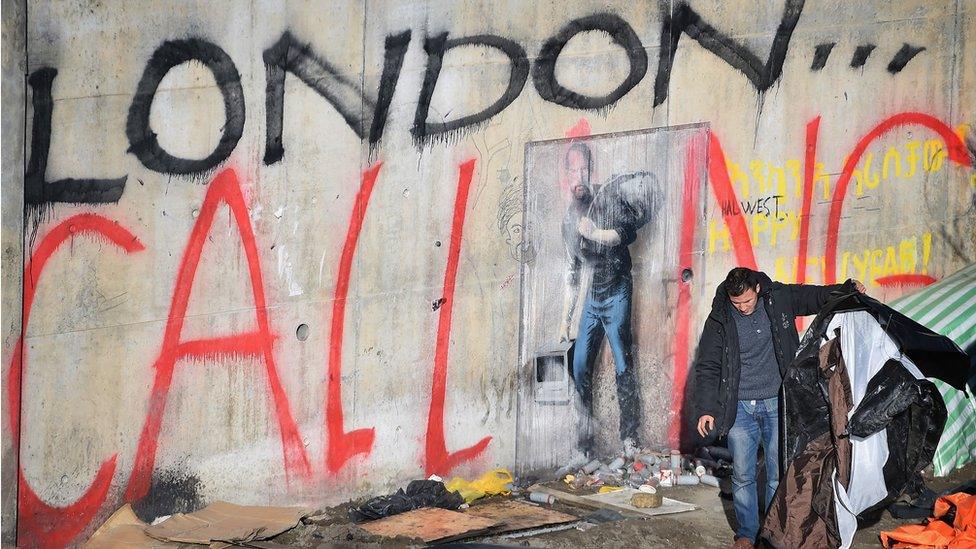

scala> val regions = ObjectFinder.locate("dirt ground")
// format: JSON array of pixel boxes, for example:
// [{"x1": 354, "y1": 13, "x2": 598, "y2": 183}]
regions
[{"x1": 276, "y1": 462, "x2": 975, "y2": 548}]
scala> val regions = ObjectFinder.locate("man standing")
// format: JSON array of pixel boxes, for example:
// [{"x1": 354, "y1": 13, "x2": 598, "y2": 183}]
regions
[
  {"x1": 695, "y1": 267, "x2": 864, "y2": 548},
  {"x1": 558, "y1": 142, "x2": 655, "y2": 455}
]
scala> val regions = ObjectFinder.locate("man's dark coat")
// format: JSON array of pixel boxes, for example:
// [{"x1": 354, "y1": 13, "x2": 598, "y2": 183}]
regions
[{"x1": 694, "y1": 271, "x2": 855, "y2": 437}]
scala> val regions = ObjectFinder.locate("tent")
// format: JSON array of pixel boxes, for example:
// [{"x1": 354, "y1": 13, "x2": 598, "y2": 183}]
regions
[
  {"x1": 762, "y1": 292, "x2": 969, "y2": 549},
  {"x1": 889, "y1": 263, "x2": 976, "y2": 476}
]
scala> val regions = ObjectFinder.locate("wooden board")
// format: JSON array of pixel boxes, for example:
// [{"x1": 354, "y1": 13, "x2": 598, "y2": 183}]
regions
[
  {"x1": 581, "y1": 487, "x2": 697, "y2": 517},
  {"x1": 358, "y1": 507, "x2": 500, "y2": 543},
  {"x1": 528, "y1": 485, "x2": 696, "y2": 518},
  {"x1": 464, "y1": 500, "x2": 579, "y2": 534}
]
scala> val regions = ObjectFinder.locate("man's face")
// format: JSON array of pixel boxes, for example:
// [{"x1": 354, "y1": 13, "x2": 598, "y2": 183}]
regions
[
  {"x1": 729, "y1": 285, "x2": 760, "y2": 315},
  {"x1": 505, "y1": 219, "x2": 536, "y2": 263},
  {"x1": 566, "y1": 150, "x2": 591, "y2": 199}
]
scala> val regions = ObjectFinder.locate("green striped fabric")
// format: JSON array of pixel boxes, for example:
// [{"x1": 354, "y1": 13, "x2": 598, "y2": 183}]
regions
[{"x1": 890, "y1": 263, "x2": 976, "y2": 476}]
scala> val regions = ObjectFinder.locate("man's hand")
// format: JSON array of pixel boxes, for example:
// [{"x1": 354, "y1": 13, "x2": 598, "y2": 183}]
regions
[
  {"x1": 697, "y1": 415, "x2": 715, "y2": 438},
  {"x1": 851, "y1": 279, "x2": 866, "y2": 293},
  {"x1": 577, "y1": 217, "x2": 596, "y2": 239},
  {"x1": 558, "y1": 319, "x2": 572, "y2": 343}
]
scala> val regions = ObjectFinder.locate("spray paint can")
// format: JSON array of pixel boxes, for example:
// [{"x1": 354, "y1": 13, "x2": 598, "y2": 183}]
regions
[
  {"x1": 582, "y1": 459, "x2": 602, "y2": 474},
  {"x1": 529, "y1": 492, "x2": 556, "y2": 504},
  {"x1": 700, "y1": 474, "x2": 720, "y2": 487},
  {"x1": 695, "y1": 465, "x2": 707, "y2": 477},
  {"x1": 638, "y1": 454, "x2": 658, "y2": 467},
  {"x1": 670, "y1": 450, "x2": 681, "y2": 471},
  {"x1": 554, "y1": 464, "x2": 576, "y2": 478},
  {"x1": 595, "y1": 470, "x2": 621, "y2": 484},
  {"x1": 676, "y1": 474, "x2": 701, "y2": 486},
  {"x1": 608, "y1": 457, "x2": 626, "y2": 470}
]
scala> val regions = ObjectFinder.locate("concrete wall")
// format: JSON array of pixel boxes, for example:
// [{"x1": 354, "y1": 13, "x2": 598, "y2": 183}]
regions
[
  {"x1": 2, "y1": 0, "x2": 26, "y2": 543},
  {"x1": 3, "y1": 0, "x2": 974, "y2": 545}
]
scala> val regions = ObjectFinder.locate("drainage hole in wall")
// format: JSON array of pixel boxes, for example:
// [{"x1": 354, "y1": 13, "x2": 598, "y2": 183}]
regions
[
  {"x1": 296, "y1": 323, "x2": 310, "y2": 341},
  {"x1": 681, "y1": 268, "x2": 694, "y2": 283}
]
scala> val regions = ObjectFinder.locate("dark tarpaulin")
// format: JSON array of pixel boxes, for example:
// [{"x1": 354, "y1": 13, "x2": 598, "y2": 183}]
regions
[
  {"x1": 806, "y1": 293, "x2": 969, "y2": 390},
  {"x1": 767, "y1": 291, "x2": 962, "y2": 548}
]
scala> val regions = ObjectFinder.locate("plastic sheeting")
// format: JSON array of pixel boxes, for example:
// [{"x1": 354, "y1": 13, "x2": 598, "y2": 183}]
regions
[{"x1": 771, "y1": 296, "x2": 954, "y2": 549}]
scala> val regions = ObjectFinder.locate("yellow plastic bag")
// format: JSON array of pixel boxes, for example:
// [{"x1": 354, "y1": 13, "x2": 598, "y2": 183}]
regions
[{"x1": 444, "y1": 469, "x2": 514, "y2": 504}]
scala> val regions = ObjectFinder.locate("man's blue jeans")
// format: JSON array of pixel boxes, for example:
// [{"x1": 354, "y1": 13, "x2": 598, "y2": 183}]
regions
[
  {"x1": 728, "y1": 396, "x2": 780, "y2": 543},
  {"x1": 572, "y1": 280, "x2": 639, "y2": 443}
]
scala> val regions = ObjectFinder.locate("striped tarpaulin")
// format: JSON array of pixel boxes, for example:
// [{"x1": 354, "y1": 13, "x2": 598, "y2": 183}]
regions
[{"x1": 890, "y1": 263, "x2": 976, "y2": 476}]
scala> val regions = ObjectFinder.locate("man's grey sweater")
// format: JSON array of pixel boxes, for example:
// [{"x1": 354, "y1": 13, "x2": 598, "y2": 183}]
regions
[{"x1": 732, "y1": 303, "x2": 782, "y2": 400}]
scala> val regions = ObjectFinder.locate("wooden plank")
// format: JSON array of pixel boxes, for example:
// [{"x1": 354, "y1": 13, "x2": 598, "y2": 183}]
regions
[
  {"x1": 528, "y1": 485, "x2": 695, "y2": 519},
  {"x1": 526, "y1": 484, "x2": 641, "y2": 517},
  {"x1": 464, "y1": 500, "x2": 578, "y2": 534},
  {"x1": 357, "y1": 507, "x2": 499, "y2": 543},
  {"x1": 581, "y1": 488, "x2": 697, "y2": 517}
]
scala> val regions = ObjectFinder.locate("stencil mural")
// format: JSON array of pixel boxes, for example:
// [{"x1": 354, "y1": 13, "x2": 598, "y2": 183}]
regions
[{"x1": 517, "y1": 125, "x2": 709, "y2": 472}]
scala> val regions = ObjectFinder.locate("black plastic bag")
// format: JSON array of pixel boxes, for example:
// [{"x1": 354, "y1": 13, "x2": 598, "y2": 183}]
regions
[{"x1": 350, "y1": 480, "x2": 464, "y2": 522}]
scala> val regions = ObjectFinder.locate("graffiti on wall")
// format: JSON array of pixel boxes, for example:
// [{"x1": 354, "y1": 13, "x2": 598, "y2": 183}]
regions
[
  {"x1": 10, "y1": 160, "x2": 493, "y2": 546},
  {"x1": 10, "y1": 0, "x2": 974, "y2": 545},
  {"x1": 23, "y1": 2, "x2": 930, "y2": 210}
]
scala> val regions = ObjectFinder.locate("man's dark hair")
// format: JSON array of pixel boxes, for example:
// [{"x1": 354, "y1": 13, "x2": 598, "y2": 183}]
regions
[
  {"x1": 564, "y1": 142, "x2": 592, "y2": 180},
  {"x1": 725, "y1": 267, "x2": 759, "y2": 297}
]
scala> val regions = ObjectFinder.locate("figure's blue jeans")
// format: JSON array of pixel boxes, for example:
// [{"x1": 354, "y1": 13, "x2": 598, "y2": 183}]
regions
[
  {"x1": 572, "y1": 280, "x2": 639, "y2": 442},
  {"x1": 728, "y1": 396, "x2": 780, "y2": 543}
]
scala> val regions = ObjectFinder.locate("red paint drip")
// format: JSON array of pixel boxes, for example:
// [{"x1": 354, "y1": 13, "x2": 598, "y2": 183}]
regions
[
  {"x1": 9, "y1": 214, "x2": 143, "y2": 547},
  {"x1": 325, "y1": 164, "x2": 382, "y2": 474},
  {"x1": 824, "y1": 113, "x2": 972, "y2": 283},
  {"x1": 796, "y1": 117, "x2": 821, "y2": 286},
  {"x1": 669, "y1": 136, "x2": 706, "y2": 447},
  {"x1": 424, "y1": 159, "x2": 492, "y2": 476},
  {"x1": 565, "y1": 118, "x2": 591, "y2": 138},
  {"x1": 125, "y1": 168, "x2": 311, "y2": 502},
  {"x1": 794, "y1": 117, "x2": 822, "y2": 332},
  {"x1": 875, "y1": 274, "x2": 938, "y2": 288},
  {"x1": 707, "y1": 134, "x2": 758, "y2": 271}
]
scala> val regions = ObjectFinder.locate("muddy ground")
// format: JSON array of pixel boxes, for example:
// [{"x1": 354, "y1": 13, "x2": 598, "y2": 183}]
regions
[{"x1": 275, "y1": 462, "x2": 974, "y2": 548}]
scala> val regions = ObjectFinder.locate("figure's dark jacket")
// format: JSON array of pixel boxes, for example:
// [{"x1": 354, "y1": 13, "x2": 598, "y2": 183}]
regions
[{"x1": 693, "y1": 271, "x2": 855, "y2": 437}]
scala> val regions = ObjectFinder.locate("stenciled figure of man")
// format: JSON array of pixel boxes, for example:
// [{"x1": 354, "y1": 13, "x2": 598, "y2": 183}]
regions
[
  {"x1": 694, "y1": 267, "x2": 865, "y2": 548},
  {"x1": 558, "y1": 141, "x2": 657, "y2": 455}
]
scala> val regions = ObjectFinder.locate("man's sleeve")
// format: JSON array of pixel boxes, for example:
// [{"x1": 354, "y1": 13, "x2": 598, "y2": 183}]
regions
[
  {"x1": 788, "y1": 279, "x2": 856, "y2": 316},
  {"x1": 565, "y1": 253, "x2": 581, "y2": 288},
  {"x1": 615, "y1": 220, "x2": 638, "y2": 247},
  {"x1": 561, "y1": 215, "x2": 582, "y2": 288},
  {"x1": 694, "y1": 317, "x2": 725, "y2": 418},
  {"x1": 610, "y1": 205, "x2": 640, "y2": 247}
]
